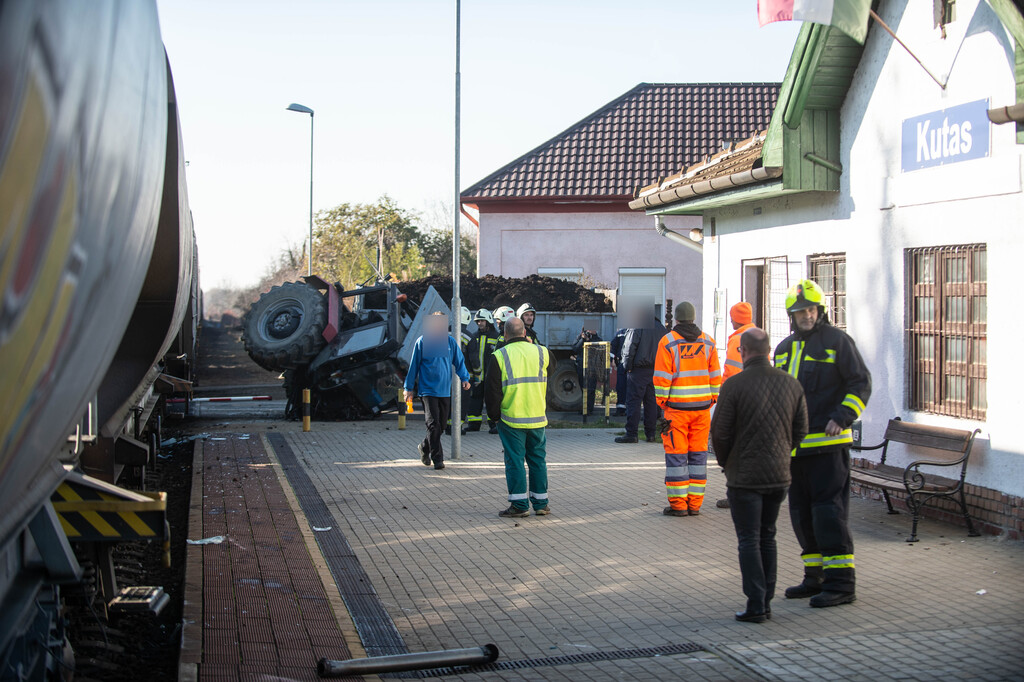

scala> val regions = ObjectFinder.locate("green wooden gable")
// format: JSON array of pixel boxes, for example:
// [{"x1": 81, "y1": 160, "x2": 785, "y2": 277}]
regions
[{"x1": 762, "y1": 22, "x2": 865, "y2": 191}]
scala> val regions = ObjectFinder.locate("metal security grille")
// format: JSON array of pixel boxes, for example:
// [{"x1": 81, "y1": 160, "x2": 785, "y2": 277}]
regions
[
  {"x1": 388, "y1": 642, "x2": 706, "y2": 678},
  {"x1": 907, "y1": 244, "x2": 987, "y2": 419},
  {"x1": 810, "y1": 253, "x2": 847, "y2": 330}
]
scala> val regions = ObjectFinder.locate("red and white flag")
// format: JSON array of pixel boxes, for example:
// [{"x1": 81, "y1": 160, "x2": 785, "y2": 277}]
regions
[{"x1": 757, "y1": 0, "x2": 872, "y2": 44}]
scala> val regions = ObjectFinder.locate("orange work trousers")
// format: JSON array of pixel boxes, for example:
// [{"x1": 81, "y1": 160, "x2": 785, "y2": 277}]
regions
[{"x1": 661, "y1": 409, "x2": 710, "y2": 512}]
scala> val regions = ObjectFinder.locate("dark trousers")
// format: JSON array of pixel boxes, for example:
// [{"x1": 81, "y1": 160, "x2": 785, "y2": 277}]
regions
[
  {"x1": 615, "y1": 363, "x2": 629, "y2": 412},
  {"x1": 789, "y1": 448, "x2": 855, "y2": 593},
  {"x1": 576, "y1": 369, "x2": 597, "y2": 415},
  {"x1": 727, "y1": 486, "x2": 788, "y2": 614},
  {"x1": 421, "y1": 396, "x2": 451, "y2": 464},
  {"x1": 624, "y1": 367, "x2": 657, "y2": 438}
]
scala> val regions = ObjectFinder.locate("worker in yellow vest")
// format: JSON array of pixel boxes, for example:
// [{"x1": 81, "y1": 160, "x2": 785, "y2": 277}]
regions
[{"x1": 485, "y1": 317, "x2": 554, "y2": 518}]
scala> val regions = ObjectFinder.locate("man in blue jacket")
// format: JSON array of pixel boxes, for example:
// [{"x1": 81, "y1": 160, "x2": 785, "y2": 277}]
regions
[{"x1": 404, "y1": 312, "x2": 471, "y2": 470}]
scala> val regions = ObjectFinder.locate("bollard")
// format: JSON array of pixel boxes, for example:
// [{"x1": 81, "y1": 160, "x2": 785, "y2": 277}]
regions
[
  {"x1": 318, "y1": 644, "x2": 499, "y2": 677},
  {"x1": 302, "y1": 389, "x2": 311, "y2": 432},
  {"x1": 398, "y1": 398, "x2": 407, "y2": 430}
]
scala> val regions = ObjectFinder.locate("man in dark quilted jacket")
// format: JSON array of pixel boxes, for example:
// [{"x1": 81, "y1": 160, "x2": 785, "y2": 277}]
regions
[{"x1": 711, "y1": 327, "x2": 808, "y2": 623}]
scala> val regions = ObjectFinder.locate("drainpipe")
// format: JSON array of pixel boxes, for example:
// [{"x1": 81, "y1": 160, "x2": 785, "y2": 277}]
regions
[
  {"x1": 655, "y1": 216, "x2": 703, "y2": 254},
  {"x1": 988, "y1": 103, "x2": 1024, "y2": 124}
]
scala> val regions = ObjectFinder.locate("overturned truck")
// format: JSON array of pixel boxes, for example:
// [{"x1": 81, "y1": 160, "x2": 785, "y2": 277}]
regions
[{"x1": 242, "y1": 277, "x2": 450, "y2": 419}]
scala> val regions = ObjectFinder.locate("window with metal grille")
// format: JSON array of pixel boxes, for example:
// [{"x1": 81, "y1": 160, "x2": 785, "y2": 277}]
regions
[
  {"x1": 809, "y1": 254, "x2": 847, "y2": 330},
  {"x1": 906, "y1": 244, "x2": 986, "y2": 419}
]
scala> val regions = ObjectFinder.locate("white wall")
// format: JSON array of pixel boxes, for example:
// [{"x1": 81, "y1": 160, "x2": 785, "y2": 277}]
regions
[
  {"x1": 701, "y1": 0, "x2": 1024, "y2": 496},
  {"x1": 477, "y1": 209, "x2": 704, "y2": 321}
]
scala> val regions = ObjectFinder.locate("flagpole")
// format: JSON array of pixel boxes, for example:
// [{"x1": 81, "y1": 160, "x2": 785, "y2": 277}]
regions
[{"x1": 868, "y1": 9, "x2": 946, "y2": 90}]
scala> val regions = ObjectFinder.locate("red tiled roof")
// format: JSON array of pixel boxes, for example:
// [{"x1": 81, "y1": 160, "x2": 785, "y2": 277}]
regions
[{"x1": 461, "y1": 83, "x2": 781, "y2": 201}]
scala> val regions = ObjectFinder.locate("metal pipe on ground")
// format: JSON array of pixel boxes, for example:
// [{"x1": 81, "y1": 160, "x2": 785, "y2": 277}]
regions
[{"x1": 318, "y1": 644, "x2": 499, "y2": 677}]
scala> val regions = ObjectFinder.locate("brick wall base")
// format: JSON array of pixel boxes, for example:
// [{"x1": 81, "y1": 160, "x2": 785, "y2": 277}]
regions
[{"x1": 851, "y1": 457, "x2": 1024, "y2": 541}]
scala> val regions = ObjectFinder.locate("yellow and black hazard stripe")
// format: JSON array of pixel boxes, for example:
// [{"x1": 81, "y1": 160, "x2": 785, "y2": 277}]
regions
[{"x1": 51, "y1": 474, "x2": 167, "y2": 543}]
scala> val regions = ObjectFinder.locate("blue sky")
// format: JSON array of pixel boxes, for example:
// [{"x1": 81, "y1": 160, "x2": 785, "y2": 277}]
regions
[{"x1": 156, "y1": 1, "x2": 800, "y2": 290}]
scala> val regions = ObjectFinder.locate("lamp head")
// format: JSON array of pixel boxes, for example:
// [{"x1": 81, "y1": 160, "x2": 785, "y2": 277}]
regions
[{"x1": 286, "y1": 103, "x2": 314, "y2": 115}]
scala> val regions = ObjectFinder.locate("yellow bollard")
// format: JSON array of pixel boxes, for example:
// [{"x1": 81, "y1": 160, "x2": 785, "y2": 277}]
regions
[
  {"x1": 302, "y1": 389, "x2": 311, "y2": 432},
  {"x1": 398, "y1": 398, "x2": 407, "y2": 430}
]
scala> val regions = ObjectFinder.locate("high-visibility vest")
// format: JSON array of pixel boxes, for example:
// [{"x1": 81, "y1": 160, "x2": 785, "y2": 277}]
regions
[
  {"x1": 723, "y1": 323, "x2": 755, "y2": 380},
  {"x1": 653, "y1": 330, "x2": 722, "y2": 411},
  {"x1": 495, "y1": 341, "x2": 549, "y2": 428}
]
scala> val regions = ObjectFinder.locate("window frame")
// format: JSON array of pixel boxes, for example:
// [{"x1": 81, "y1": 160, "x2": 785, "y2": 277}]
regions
[
  {"x1": 906, "y1": 244, "x2": 987, "y2": 420},
  {"x1": 808, "y1": 253, "x2": 847, "y2": 330}
]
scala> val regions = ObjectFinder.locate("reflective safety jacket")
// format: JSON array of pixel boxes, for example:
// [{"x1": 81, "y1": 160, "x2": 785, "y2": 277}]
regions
[
  {"x1": 466, "y1": 327, "x2": 499, "y2": 381},
  {"x1": 654, "y1": 324, "x2": 722, "y2": 412},
  {"x1": 724, "y1": 323, "x2": 756, "y2": 381},
  {"x1": 485, "y1": 338, "x2": 552, "y2": 429},
  {"x1": 773, "y1": 319, "x2": 872, "y2": 455}
]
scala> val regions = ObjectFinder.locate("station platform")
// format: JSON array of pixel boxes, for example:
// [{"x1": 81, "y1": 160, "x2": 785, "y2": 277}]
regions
[{"x1": 181, "y1": 419, "x2": 1024, "y2": 681}]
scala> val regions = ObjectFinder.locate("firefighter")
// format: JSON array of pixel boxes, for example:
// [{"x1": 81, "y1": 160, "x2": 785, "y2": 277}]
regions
[
  {"x1": 716, "y1": 301, "x2": 756, "y2": 509},
  {"x1": 774, "y1": 279, "x2": 871, "y2": 608},
  {"x1": 446, "y1": 306, "x2": 475, "y2": 435},
  {"x1": 516, "y1": 302, "x2": 540, "y2": 344},
  {"x1": 459, "y1": 306, "x2": 473, "y2": 347},
  {"x1": 492, "y1": 306, "x2": 515, "y2": 348},
  {"x1": 723, "y1": 302, "x2": 755, "y2": 381},
  {"x1": 465, "y1": 309, "x2": 499, "y2": 432},
  {"x1": 654, "y1": 301, "x2": 721, "y2": 517}
]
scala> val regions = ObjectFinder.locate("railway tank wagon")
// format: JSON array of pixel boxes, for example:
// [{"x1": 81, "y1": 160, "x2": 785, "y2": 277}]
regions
[{"x1": 0, "y1": 1, "x2": 200, "y2": 678}]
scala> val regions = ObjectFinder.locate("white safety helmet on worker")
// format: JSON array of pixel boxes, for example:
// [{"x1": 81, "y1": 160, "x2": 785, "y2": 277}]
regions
[{"x1": 492, "y1": 306, "x2": 515, "y2": 324}]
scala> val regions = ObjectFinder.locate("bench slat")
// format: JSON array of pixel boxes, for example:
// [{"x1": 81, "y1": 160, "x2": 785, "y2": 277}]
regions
[
  {"x1": 883, "y1": 420, "x2": 972, "y2": 453},
  {"x1": 852, "y1": 469, "x2": 947, "y2": 493}
]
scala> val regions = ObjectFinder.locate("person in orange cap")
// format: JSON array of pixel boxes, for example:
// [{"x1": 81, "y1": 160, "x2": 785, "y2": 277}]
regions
[
  {"x1": 715, "y1": 302, "x2": 757, "y2": 509},
  {"x1": 723, "y1": 303, "x2": 755, "y2": 382}
]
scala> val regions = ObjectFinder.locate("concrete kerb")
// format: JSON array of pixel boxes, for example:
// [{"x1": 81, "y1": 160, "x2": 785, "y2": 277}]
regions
[{"x1": 178, "y1": 439, "x2": 204, "y2": 682}]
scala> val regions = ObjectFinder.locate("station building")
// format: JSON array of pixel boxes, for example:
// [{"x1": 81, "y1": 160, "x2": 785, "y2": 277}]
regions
[{"x1": 631, "y1": 0, "x2": 1024, "y2": 535}]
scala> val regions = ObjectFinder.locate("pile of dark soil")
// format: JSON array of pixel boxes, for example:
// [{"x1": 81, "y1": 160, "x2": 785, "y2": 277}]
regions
[{"x1": 396, "y1": 274, "x2": 612, "y2": 312}]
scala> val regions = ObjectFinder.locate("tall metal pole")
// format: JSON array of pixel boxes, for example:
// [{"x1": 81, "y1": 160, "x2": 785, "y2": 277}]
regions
[
  {"x1": 451, "y1": 0, "x2": 462, "y2": 460},
  {"x1": 308, "y1": 112, "x2": 314, "y2": 276}
]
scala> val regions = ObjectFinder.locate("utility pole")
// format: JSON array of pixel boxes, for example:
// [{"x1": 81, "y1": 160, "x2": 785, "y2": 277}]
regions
[{"x1": 451, "y1": 0, "x2": 462, "y2": 460}]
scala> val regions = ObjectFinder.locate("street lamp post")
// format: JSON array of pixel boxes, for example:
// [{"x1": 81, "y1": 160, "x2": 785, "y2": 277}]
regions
[{"x1": 286, "y1": 103, "x2": 314, "y2": 276}]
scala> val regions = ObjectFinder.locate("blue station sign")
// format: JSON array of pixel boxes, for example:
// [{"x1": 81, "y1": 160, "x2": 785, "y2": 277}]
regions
[{"x1": 901, "y1": 99, "x2": 990, "y2": 172}]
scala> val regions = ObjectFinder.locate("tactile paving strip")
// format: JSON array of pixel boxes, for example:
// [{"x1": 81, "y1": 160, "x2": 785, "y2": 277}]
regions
[
  {"x1": 267, "y1": 432, "x2": 408, "y2": 657},
  {"x1": 386, "y1": 642, "x2": 707, "y2": 678}
]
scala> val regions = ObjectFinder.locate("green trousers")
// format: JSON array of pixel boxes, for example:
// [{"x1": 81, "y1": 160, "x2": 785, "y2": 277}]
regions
[{"x1": 498, "y1": 422, "x2": 548, "y2": 511}]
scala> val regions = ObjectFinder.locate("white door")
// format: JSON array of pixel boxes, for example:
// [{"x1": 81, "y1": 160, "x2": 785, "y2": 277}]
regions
[{"x1": 618, "y1": 268, "x2": 666, "y2": 322}]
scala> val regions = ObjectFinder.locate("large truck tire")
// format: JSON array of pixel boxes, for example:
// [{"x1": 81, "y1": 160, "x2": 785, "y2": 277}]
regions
[
  {"x1": 547, "y1": 358, "x2": 582, "y2": 412},
  {"x1": 242, "y1": 282, "x2": 328, "y2": 371}
]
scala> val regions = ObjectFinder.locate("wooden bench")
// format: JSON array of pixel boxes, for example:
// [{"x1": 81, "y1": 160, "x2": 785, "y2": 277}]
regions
[{"x1": 851, "y1": 418, "x2": 981, "y2": 542}]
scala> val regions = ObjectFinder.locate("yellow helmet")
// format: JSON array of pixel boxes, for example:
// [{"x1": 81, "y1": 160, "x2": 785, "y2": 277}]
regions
[{"x1": 785, "y1": 279, "x2": 825, "y2": 313}]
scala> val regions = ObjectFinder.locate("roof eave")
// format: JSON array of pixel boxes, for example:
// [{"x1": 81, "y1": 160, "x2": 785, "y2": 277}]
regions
[
  {"x1": 628, "y1": 166, "x2": 783, "y2": 211},
  {"x1": 641, "y1": 180, "x2": 802, "y2": 216}
]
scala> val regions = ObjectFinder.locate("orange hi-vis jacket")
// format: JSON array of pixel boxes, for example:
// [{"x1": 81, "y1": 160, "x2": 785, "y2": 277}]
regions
[
  {"x1": 654, "y1": 329, "x2": 722, "y2": 412},
  {"x1": 723, "y1": 323, "x2": 756, "y2": 381}
]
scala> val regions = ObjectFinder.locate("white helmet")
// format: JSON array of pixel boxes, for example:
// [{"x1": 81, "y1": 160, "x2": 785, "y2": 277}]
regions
[
  {"x1": 460, "y1": 306, "x2": 472, "y2": 326},
  {"x1": 493, "y1": 306, "x2": 515, "y2": 324},
  {"x1": 474, "y1": 308, "x2": 495, "y2": 325},
  {"x1": 516, "y1": 302, "x2": 536, "y2": 317}
]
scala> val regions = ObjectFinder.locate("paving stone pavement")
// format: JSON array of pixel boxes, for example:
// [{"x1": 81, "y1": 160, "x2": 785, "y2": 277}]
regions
[{"x1": 267, "y1": 420, "x2": 1024, "y2": 681}]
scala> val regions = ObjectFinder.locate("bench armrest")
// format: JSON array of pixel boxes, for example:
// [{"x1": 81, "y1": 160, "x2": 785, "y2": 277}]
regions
[
  {"x1": 902, "y1": 456, "x2": 968, "y2": 491},
  {"x1": 852, "y1": 441, "x2": 886, "y2": 452}
]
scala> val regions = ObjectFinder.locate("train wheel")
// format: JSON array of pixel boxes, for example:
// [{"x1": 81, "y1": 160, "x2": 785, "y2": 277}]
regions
[{"x1": 242, "y1": 282, "x2": 327, "y2": 371}]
